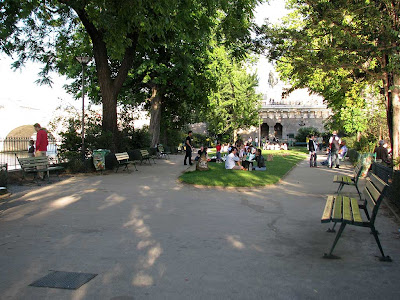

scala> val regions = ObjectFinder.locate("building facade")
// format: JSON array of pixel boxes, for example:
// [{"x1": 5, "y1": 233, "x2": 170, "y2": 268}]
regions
[{"x1": 239, "y1": 89, "x2": 332, "y2": 142}]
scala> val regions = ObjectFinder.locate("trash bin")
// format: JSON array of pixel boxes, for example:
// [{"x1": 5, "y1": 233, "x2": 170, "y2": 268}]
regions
[
  {"x1": 0, "y1": 163, "x2": 7, "y2": 193},
  {"x1": 92, "y1": 149, "x2": 110, "y2": 171}
]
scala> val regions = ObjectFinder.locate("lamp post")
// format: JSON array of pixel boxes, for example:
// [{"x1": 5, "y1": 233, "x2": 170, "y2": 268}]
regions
[{"x1": 76, "y1": 56, "x2": 91, "y2": 162}]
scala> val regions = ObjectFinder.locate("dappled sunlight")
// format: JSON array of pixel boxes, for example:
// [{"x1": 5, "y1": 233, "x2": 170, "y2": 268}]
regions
[
  {"x1": 124, "y1": 206, "x2": 164, "y2": 288},
  {"x1": 71, "y1": 283, "x2": 89, "y2": 300},
  {"x1": 132, "y1": 271, "x2": 154, "y2": 287},
  {"x1": 50, "y1": 195, "x2": 79, "y2": 208},
  {"x1": 250, "y1": 244, "x2": 265, "y2": 253},
  {"x1": 140, "y1": 243, "x2": 163, "y2": 268},
  {"x1": 98, "y1": 193, "x2": 127, "y2": 210},
  {"x1": 226, "y1": 235, "x2": 245, "y2": 250}
]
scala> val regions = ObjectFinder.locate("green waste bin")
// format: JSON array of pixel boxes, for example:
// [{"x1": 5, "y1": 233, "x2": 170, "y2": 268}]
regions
[
  {"x1": 0, "y1": 163, "x2": 7, "y2": 194},
  {"x1": 93, "y1": 149, "x2": 110, "y2": 171}
]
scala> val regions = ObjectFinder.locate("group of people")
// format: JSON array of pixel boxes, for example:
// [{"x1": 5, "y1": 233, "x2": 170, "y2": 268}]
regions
[
  {"x1": 224, "y1": 146, "x2": 266, "y2": 171},
  {"x1": 27, "y1": 123, "x2": 48, "y2": 157},
  {"x1": 309, "y1": 131, "x2": 347, "y2": 168},
  {"x1": 183, "y1": 131, "x2": 266, "y2": 171}
]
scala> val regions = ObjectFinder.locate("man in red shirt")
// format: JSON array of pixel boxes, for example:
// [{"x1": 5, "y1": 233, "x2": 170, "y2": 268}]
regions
[{"x1": 34, "y1": 123, "x2": 48, "y2": 156}]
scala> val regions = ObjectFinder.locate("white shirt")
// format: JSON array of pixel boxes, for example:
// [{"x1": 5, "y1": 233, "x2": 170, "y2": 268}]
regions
[{"x1": 225, "y1": 153, "x2": 239, "y2": 169}]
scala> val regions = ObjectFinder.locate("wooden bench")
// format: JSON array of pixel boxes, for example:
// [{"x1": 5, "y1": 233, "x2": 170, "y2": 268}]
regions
[
  {"x1": 18, "y1": 156, "x2": 64, "y2": 183},
  {"x1": 114, "y1": 152, "x2": 138, "y2": 172},
  {"x1": 157, "y1": 145, "x2": 170, "y2": 159},
  {"x1": 333, "y1": 162, "x2": 363, "y2": 199},
  {"x1": 139, "y1": 149, "x2": 156, "y2": 165},
  {"x1": 321, "y1": 173, "x2": 391, "y2": 261}
]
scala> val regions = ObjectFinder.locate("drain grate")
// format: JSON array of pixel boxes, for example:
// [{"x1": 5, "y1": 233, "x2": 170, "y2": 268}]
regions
[{"x1": 29, "y1": 271, "x2": 97, "y2": 290}]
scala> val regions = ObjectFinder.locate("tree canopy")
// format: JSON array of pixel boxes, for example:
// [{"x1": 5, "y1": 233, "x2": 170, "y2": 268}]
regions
[
  {"x1": 1, "y1": 0, "x2": 262, "y2": 150},
  {"x1": 258, "y1": 0, "x2": 400, "y2": 167}
]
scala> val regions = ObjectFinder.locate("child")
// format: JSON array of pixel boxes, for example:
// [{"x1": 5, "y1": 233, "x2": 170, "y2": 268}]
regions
[
  {"x1": 28, "y1": 140, "x2": 35, "y2": 157},
  {"x1": 216, "y1": 141, "x2": 222, "y2": 163}
]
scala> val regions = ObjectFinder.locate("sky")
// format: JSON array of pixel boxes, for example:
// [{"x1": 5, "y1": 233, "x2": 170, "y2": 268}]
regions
[{"x1": 0, "y1": 0, "x2": 288, "y2": 137}]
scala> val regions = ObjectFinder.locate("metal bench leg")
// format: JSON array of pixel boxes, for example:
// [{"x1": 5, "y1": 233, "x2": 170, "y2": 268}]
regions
[
  {"x1": 355, "y1": 185, "x2": 362, "y2": 200},
  {"x1": 371, "y1": 226, "x2": 391, "y2": 262},
  {"x1": 323, "y1": 223, "x2": 346, "y2": 259},
  {"x1": 133, "y1": 163, "x2": 138, "y2": 171},
  {"x1": 327, "y1": 222, "x2": 337, "y2": 233},
  {"x1": 336, "y1": 183, "x2": 344, "y2": 194}
]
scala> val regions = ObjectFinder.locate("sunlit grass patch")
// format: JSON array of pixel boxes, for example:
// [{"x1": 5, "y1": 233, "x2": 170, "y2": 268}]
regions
[{"x1": 179, "y1": 150, "x2": 307, "y2": 187}]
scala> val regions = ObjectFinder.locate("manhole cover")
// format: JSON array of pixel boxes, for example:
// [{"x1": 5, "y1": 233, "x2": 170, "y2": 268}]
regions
[{"x1": 29, "y1": 271, "x2": 97, "y2": 290}]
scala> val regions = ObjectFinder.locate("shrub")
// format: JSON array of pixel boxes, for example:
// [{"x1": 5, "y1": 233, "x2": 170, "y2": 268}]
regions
[{"x1": 295, "y1": 127, "x2": 320, "y2": 143}]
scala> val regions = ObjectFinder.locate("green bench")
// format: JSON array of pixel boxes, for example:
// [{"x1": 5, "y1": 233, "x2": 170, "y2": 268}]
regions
[
  {"x1": 18, "y1": 156, "x2": 64, "y2": 183},
  {"x1": 333, "y1": 162, "x2": 363, "y2": 199},
  {"x1": 321, "y1": 173, "x2": 391, "y2": 261},
  {"x1": 115, "y1": 152, "x2": 138, "y2": 172},
  {"x1": 157, "y1": 145, "x2": 170, "y2": 159},
  {"x1": 139, "y1": 149, "x2": 156, "y2": 165}
]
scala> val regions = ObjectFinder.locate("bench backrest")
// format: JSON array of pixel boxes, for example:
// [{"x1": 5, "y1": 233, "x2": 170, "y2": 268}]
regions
[
  {"x1": 140, "y1": 149, "x2": 149, "y2": 157},
  {"x1": 353, "y1": 163, "x2": 363, "y2": 184},
  {"x1": 18, "y1": 156, "x2": 49, "y2": 170},
  {"x1": 362, "y1": 173, "x2": 388, "y2": 225},
  {"x1": 115, "y1": 152, "x2": 130, "y2": 162}
]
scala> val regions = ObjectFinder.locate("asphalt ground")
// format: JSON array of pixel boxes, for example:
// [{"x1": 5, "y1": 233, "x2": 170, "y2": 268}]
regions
[{"x1": 0, "y1": 153, "x2": 399, "y2": 299}]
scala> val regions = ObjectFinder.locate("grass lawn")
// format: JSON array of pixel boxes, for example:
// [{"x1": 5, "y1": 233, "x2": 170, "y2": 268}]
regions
[{"x1": 179, "y1": 149, "x2": 308, "y2": 187}]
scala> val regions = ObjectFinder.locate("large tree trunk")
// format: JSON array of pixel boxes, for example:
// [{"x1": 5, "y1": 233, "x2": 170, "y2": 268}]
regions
[
  {"x1": 149, "y1": 84, "x2": 162, "y2": 147},
  {"x1": 72, "y1": 6, "x2": 137, "y2": 153},
  {"x1": 392, "y1": 73, "x2": 400, "y2": 170}
]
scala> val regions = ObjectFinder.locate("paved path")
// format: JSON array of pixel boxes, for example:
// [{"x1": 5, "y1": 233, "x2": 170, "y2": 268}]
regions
[{"x1": 0, "y1": 154, "x2": 399, "y2": 299}]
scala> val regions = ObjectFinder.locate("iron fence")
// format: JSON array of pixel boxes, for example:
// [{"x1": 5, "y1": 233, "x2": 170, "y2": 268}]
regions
[{"x1": 0, "y1": 136, "x2": 60, "y2": 170}]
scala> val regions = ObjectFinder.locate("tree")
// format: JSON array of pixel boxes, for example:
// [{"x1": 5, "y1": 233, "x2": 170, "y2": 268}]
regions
[
  {"x1": 1, "y1": 0, "x2": 261, "y2": 150},
  {"x1": 205, "y1": 46, "x2": 262, "y2": 141},
  {"x1": 258, "y1": 0, "x2": 400, "y2": 167}
]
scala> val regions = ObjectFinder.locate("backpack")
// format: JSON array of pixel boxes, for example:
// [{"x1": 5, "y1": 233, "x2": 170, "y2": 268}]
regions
[{"x1": 331, "y1": 136, "x2": 340, "y2": 151}]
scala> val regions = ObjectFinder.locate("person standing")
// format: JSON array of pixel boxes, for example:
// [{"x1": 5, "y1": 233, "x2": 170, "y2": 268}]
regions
[
  {"x1": 329, "y1": 131, "x2": 341, "y2": 168},
  {"x1": 34, "y1": 123, "x2": 48, "y2": 157},
  {"x1": 308, "y1": 135, "x2": 318, "y2": 167},
  {"x1": 216, "y1": 141, "x2": 222, "y2": 163},
  {"x1": 184, "y1": 130, "x2": 193, "y2": 165}
]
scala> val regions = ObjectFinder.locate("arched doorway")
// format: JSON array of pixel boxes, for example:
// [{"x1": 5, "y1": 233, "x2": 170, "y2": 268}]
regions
[
  {"x1": 274, "y1": 123, "x2": 283, "y2": 140},
  {"x1": 261, "y1": 123, "x2": 269, "y2": 138}
]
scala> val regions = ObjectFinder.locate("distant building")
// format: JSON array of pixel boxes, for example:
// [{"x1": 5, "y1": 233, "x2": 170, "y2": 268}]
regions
[{"x1": 240, "y1": 77, "x2": 332, "y2": 142}]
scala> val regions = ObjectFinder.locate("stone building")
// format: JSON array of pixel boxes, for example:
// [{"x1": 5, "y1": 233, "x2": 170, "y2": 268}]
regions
[{"x1": 239, "y1": 87, "x2": 332, "y2": 142}]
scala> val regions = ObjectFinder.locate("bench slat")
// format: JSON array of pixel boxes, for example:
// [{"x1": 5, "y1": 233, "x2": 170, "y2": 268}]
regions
[
  {"x1": 332, "y1": 196, "x2": 343, "y2": 222},
  {"x1": 342, "y1": 196, "x2": 352, "y2": 223},
  {"x1": 321, "y1": 195, "x2": 334, "y2": 223},
  {"x1": 350, "y1": 197, "x2": 363, "y2": 225},
  {"x1": 369, "y1": 173, "x2": 387, "y2": 194}
]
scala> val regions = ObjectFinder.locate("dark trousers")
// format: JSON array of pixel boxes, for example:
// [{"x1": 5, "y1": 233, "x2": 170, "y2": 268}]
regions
[
  {"x1": 331, "y1": 150, "x2": 339, "y2": 167},
  {"x1": 184, "y1": 149, "x2": 192, "y2": 165}
]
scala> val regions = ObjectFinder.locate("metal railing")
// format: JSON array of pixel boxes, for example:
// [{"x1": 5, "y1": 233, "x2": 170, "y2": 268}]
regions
[{"x1": 0, "y1": 136, "x2": 60, "y2": 170}]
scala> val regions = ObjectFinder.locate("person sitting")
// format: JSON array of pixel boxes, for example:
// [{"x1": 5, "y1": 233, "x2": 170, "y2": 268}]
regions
[
  {"x1": 374, "y1": 140, "x2": 391, "y2": 165},
  {"x1": 253, "y1": 149, "x2": 266, "y2": 171},
  {"x1": 321, "y1": 146, "x2": 332, "y2": 166},
  {"x1": 28, "y1": 140, "x2": 35, "y2": 157},
  {"x1": 338, "y1": 141, "x2": 348, "y2": 160},
  {"x1": 225, "y1": 147, "x2": 244, "y2": 170},
  {"x1": 195, "y1": 146, "x2": 207, "y2": 161}
]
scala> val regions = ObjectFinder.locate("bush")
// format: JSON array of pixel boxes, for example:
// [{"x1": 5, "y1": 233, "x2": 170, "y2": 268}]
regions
[
  {"x1": 352, "y1": 134, "x2": 376, "y2": 153},
  {"x1": 295, "y1": 127, "x2": 320, "y2": 143}
]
